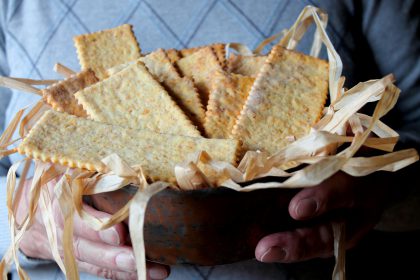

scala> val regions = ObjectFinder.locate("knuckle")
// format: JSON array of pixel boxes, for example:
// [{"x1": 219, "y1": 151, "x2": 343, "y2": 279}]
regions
[
  {"x1": 96, "y1": 268, "x2": 119, "y2": 279},
  {"x1": 73, "y1": 237, "x2": 82, "y2": 259},
  {"x1": 19, "y1": 240, "x2": 35, "y2": 257}
]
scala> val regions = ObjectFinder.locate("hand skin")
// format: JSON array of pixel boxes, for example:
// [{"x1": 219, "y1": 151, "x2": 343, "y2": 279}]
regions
[
  {"x1": 16, "y1": 179, "x2": 170, "y2": 280},
  {"x1": 255, "y1": 171, "x2": 392, "y2": 263}
]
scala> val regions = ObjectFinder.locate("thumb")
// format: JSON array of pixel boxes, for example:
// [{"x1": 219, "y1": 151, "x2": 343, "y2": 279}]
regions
[{"x1": 289, "y1": 172, "x2": 357, "y2": 220}]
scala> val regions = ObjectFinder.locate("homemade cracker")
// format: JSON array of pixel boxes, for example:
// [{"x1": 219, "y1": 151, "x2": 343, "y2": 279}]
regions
[
  {"x1": 176, "y1": 47, "x2": 223, "y2": 106},
  {"x1": 75, "y1": 61, "x2": 200, "y2": 137},
  {"x1": 211, "y1": 43, "x2": 227, "y2": 69},
  {"x1": 227, "y1": 54, "x2": 267, "y2": 77},
  {"x1": 42, "y1": 69, "x2": 99, "y2": 117},
  {"x1": 142, "y1": 49, "x2": 206, "y2": 128},
  {"x1": 165, "y1": 49, "x2": 181, "y2": 64},
  {"x1": 18, "y1": 110, "x2": 240, "y2": 183},
  {"x1": 105, "y1": 49, "x2": 206, "y2": 128},
  {"x1": 74, "y1": 24, "x2": 141, "y2": 79},
  {"x1": 232, "y1": 45, "x2": 329, "y2": 155},
  {"x1": 205, "y1": 71, "x2": 255, "y2": 138},
  {"x1": 106, "y1": 61, "x2": 134, "y2": 76},
  {"x1": 180, "y1": 43, "x2": 226, "y2": 68}
]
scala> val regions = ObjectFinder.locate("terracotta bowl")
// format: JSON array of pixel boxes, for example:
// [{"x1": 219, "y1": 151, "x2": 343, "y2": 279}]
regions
[{"x1": 90, "y1": 182, "x2": 304, "y2": 266}]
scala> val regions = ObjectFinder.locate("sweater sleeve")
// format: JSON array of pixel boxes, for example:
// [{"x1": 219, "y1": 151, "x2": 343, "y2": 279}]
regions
[
  {"x1": 0, "y1": 1, "x2": 53, "y2": 268},
  {"x1": 360, "y1": 0, "x2": 420, "y2": 152},
  {"x1": 360, "y1": 0, "x2": 420, "y2": 230}
]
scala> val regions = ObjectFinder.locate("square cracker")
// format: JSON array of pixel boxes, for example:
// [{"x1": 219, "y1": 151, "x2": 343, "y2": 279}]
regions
[
  {"x1": 176, "y1": 47, "x2": 223, "y2": 107},
  {"x1": 74, "y1": 24, "x2": 141, "y2": 79},
  {"x1": 42, "y1": 69, "x2": 99, "y2": 117},
  {"x1": 232, "y1": 45, "x2": 329, "y2": 155},
  {"x1": 205, "y1": 71, "x2": 254, "y2": 139},
  {"x1": 18, "y1": 110, "x2": 240, "y2": 183},
  {"x1": 75, "y1": 61, "x2": 200, "y2": 137},
  {"x1": 227, "y1": 54, "x2": 267, "y2": 77}
]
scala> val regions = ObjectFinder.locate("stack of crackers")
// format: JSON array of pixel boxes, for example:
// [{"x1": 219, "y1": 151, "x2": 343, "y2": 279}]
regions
[{"x1": 18, "y1": 24, "x2": 329, "y2": 186}]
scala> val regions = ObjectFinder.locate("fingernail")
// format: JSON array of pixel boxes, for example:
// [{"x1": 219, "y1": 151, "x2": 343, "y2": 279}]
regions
[
  {"x1": 115, "y1": 253, "x2": 136, "y2": 272},
  {"x1": 149, "y1": 266, "x2": 168, "y2": 279},
  {"x1": 296, "y1": 198, "x2": 318, "y2": 218},
  {"x1": 99, "y1": 228, "x2": 120, "y2": 245},
  {"x1": 259, "y1": 247, "x2": 287, "y2": 263}
]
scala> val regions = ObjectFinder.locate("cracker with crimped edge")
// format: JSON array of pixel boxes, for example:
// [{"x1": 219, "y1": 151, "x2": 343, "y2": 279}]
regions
[
  {"x1": 179, "y1": 43, "x2": 226, "y2": 68},
  {"x1": 227, "y1": 54, "x2": 267, "y2": 77},
  {"x1": 142, "y1": 49, "x2": 206, "y2": 128},
  {"x1": 17, "y1": 110, "x2": 240, "y2": 183},
  {"x1": 42, "y1": 69, "x2": 99, "y2": 117},
  {"x1": 75, "y1": 61, "x2": 200, "y2": 137},
  {"x1": 74, "y1": 24, "x2": 141, "y2": 80},
  {"x1": 105, "y1": 50, "x2": 206, "y2": 128},
  {"x1": 176, "y1": 47, "x2": 223, "y2": 107},
  {"x1": 205, "y1": 71, "x2": 254, "y2": 138},
  {"x1": 232, "y1": 45, "x2": 329, "y2": 155},
  {"x1": 165, "y1": 49, "x2": 181, "y2": 64}
]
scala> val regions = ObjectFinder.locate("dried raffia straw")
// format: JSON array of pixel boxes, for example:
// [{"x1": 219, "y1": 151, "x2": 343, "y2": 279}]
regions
[
  {"x1": 19, "y1": 101, "x2": 49, "y2": 139},
  {"x1": 54, "y1": 63, "x2": 77, "y2": 78},
  {"x1": 70, "y1": 155, "x2": 145, "y2": 231},
  {"x1": 7, "y1": 161, "x2": 29, "y2": 280},
  {"x1": 0, "y1": 107, "x2": 25, "y2": 158},
  {"x1": 55, "y1": 175, "x2": 80, "y2": 280},
  {"x1": 224, "y1": 42, "x2": 253, "y2": 59},
  {"x1": 0, "y1": 159, "x2": 52, "y2": 279},
  {"x1": 36, "y1": 162, "x2": 69, "y2": 274},
  {"x1": 39, "y1": 182, "x2": 66, "y2": 272},
  {"x1": 129, "y1": 180, "x2": 169, "y2": 280},
  {"x1": 7, "y1": 78, "x2": 58, "y2": 86},
  {"x1": 0, "y1": 76, "x2": 42, "y2": 96},
  {"x1": 332, "y1": 222, "x2": 346, "y2": 280}
]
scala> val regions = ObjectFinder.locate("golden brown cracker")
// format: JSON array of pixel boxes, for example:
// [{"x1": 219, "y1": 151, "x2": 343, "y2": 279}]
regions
[
  {"x1": 211, "y1": 43, "x2": 227, "y2": 69},
  {"x1": 205, "y1": 71, "x2": 254, "y2": 138},
  {"x1": 18, "y1": 110, "x2": 240, "y2": 183},
  {"x1": 176, "y1": 47, "x2": 223, "y2": 107},
  {"x1": 179, "y1": 43, "x2": 226, "y2": 68},
  {"x1": 75, "y1": 61, "x2": 200, "y2": 137},
  {"x1": 227, "y1": 54, "x2": 267, "y2": 77},
  {"x1": 74, "y1": 24, "x2": 141, "y2": 79},
  {"x1": 42, "y1": 69, "x2": 99, "y2": 117},
  {"x1": 142, "y1": 49, "x2": 206, "y2": 128},
  {"x1": 165, "y1": 49, "x2": 181, "y2": 64},
  {"x1": 232, "y1": 46, "x2": 329, "y2": 155}
]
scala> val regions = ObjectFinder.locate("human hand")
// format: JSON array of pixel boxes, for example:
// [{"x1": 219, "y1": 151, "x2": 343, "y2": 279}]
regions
[
  {"x1": 255, "y1": 172, "x2": 391, "y2": 263},
  {"x1": 17, "y1": 179, "x2": 170, "y2": 280}
]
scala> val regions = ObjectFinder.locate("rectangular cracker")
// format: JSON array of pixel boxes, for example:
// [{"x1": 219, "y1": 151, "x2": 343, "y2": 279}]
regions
[
  {"x1": 179, "y1": 43, "x2": 226, "y2": 68},
  {"x1": 74, "y1": 24, "x2": 141, "y2": 79},
  {"x1": 176, "y1": 47, "x2": 223, "y2": 107},
  {"x1": 18, "y1": 110, "x2": 240, "y2": 183},
  {"x1": 205, "y1": 71, "x2": 254, "y2": 138},
  {"x1": 142, "y1": 49, "x2": 206, "y2": 129},
  {"x1": 105, "y1": 50, "x2": 206, "y2": 129},
  {"x1": 232, "y1": 46, "x2": 329, "y2": 155},
  {"x1": 227, "y1": 54, "x2": 267, "y2": 77},
  {"x1": 75, "y1": 61, "x2": 200, "y2": 137},
  {"x1": 42, "y1": 69, "x2": 99, "y2": 117},
  {"x1": 165, "y1": 49, "x2": 181, "y2": 64}
]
